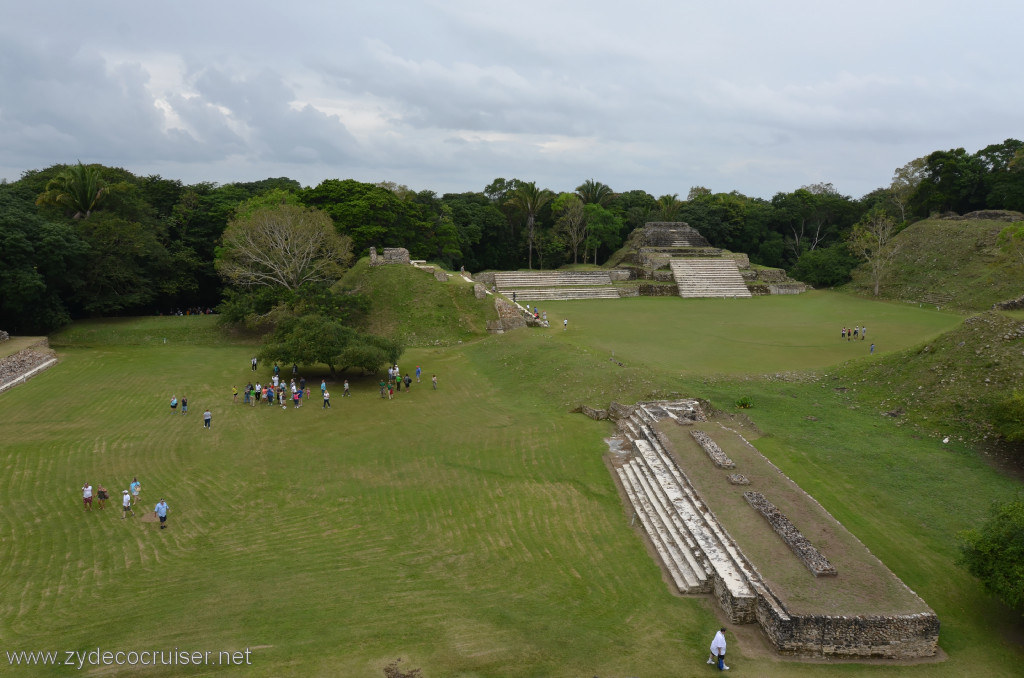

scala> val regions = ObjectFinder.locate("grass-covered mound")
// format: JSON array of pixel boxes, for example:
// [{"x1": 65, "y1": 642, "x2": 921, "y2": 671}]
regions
[
  {"x1": 849, "y1": 215, "x2": 1024, "y2": 311},
  {"x1": 339, "y1": 258, "x2": 495, "y2": 348},
  {"x1": 822, "y1": 309, "x2": 1024, "y2": 449}
]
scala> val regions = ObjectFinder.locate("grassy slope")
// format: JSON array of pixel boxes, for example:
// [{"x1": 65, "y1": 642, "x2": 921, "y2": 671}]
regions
[
  {"x1": 338, "y1": 258, "x2": 495, "y2": 348},
  {"x1": 848, "y1": 217, "x2": 1024, "y2": 311}
]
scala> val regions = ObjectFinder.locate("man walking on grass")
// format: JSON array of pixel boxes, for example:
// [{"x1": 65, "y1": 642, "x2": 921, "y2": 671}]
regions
[
  {"x1": 707, "y1": 627, "x2": 729, "y2": 670},
  {"x1": 154, "y1": 499, "x2": 169, "y2": 529},
  {"x1": 122, "y1": 490, "x2": 134, "y2": 518},
  {"x1": 203, "y1": 408, "x2": 212, "y2": 429},
  {"x1": 323, "y1": 390, "x2": 331, "y2": 409}
]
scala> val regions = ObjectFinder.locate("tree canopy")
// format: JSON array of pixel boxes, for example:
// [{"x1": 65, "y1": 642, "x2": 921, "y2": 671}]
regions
[
  {"x1": 215, "y1": 204, "x2": 352, "y2": 290},
  {"x1": 958, "y1": 498, "x2": 1024, "y2": 612}
]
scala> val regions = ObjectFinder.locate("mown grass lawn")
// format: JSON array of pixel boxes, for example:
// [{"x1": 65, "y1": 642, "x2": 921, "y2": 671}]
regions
[{"x1": 2, "y1": 296, "x2": 1022, "y2": 677}]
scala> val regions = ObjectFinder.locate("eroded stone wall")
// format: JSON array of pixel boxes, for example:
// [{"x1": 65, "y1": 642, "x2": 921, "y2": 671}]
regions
[
  {"x1": 369, "y1": 247, "x2": 411, "y2": 266},
  {"x1": 744, "y1": 491, "x2": 836, "y2": 577}
]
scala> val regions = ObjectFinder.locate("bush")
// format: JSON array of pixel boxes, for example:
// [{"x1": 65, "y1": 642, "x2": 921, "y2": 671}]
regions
[
  {"x1": 790, "y1": 243, "x2": 860, "y2": 288},
  {"x1": 735, "y1": 396, "x2": 753, "y2": 409},
  {"x1": 957, "y1": 498, "x2": 1024, "y2": 612}
]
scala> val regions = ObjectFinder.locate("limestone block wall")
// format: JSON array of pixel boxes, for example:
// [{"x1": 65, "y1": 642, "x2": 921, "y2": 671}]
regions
[
  {"x1": 756, "y1": 601, "x2": 940, "y2": 658},
  {"x1": 744, "y1": 492, "x2": 836, "y2": 577},
  {"x1": 493, "y1": 298, "x2": 526, "y2": 332},
  {"x1": 638, "y1": 284, "x2": 677, "y2": 297},
  {"x1": 607, "y1": 269, "x2": 633, "y2": 281},
  {"x1": 0, "y1": 339, "x2": 57, "y2": 393},
  {"x1": 369, "y1": 247, "x2": 411, "y2": 266},
  {"x1": 473, "y1": 283, "x2": 487, "y2": 299},
  {"x1": 473, "y1": 272, "x2": 496, "y2": 286},
  {"x1": 433, "y1": 270, "x2": 449, "y2": 282}
]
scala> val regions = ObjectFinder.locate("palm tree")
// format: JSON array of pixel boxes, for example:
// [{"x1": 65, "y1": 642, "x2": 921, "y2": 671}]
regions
[
  {"x1": 655, "y1": 193, "x2": 683, "y2": 222},
  {"x1": 507, "y1": 182, "x2": 553, "y2": 270},
  {"x1": 35, "y1": 162, "x2": 109, "y2": 219},
  {"x1": 575, "y1": 179, "x2": 614, "y2": 207}
]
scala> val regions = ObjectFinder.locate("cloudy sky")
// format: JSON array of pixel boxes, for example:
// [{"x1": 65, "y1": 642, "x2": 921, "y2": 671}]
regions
[{"x1": 1, "y1": 1, "x2": 1020, "y2": 199}]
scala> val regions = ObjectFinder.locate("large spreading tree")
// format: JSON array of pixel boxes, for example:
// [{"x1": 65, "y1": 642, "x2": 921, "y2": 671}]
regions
[{"x1": 215, "y1": 203, "x2": 352, "y2": 291}]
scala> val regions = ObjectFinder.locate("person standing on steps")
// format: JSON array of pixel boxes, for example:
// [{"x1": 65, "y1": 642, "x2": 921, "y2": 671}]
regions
[
  {"x1": 154, "y1": 498, "x2": 169, "y2": 529},
  {"x1": 707, "y1": 627, "x2": 729, "y2": 671}
]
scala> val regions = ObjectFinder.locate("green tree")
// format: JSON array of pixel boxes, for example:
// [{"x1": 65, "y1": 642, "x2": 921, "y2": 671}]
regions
[
  {"x1": 889, "y1": 157, "x2": 927, "y2": 223},
  {"x1": 35, "y1": 161, "x2": 111, "y2": 219},
  {"x1": 957, "y1": 498, "x2": 1024, "y2": 612},
  {"x1": 583, "y1": 203, "x2": 624, "y2": 265},
  {"x1": 301, "y1": 179, "x2": 433, "y2": 256},
  {"x1": 506, "y1": 182, "x2": 553, "y2": 270},
  {"x1": 789, "y1": 242, "x2": 860, "y2": 288},
  {"x1": 0, "y1": 187, "x2": 88, "y2": 332},
  {"x1": 654, "y1": 193, "x2": 683, "y2": 221},
  {"x1": 216, "y1": 204, "x2": 352, "y2": 291},
  {"x1": 552, "y1": 193, "x2": 587, "y2": 263},
  {"x1": 910, "y1": 148, "x2": 987, "y2": 216},
  {"x1": 260, "y1": 314, "x2": 402, "y2": 375},
  {"x1": 575, "y1": 179, "x2": 614, "y2": 207},
  {"x1": 442, "y1": 192, "x2": 510, "y2": 270},
  {"x1": 72, "y1": 212, "x2": 173, "y2": 314},
  {"x1": 848, "y1": 208, "x2": 901, "y2": 296}
]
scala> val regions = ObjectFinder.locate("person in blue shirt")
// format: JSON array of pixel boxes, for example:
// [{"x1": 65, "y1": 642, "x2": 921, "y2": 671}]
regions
[
  {"x1": 154, "y1": 499, "x2": 169, "y2": 529},
  {"x1": 415, "y1": 366, "x2": 422, "y2": 383},
  {"x1": 130, "y1": 477, "x2": 141, "y2": 506}
]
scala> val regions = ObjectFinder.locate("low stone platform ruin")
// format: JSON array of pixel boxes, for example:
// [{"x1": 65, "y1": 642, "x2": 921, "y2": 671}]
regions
[{"x1": 602, "y1": 400, "x2": 939, "y2": 659}]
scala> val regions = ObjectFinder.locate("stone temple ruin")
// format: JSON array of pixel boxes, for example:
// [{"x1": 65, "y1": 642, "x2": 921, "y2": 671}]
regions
[
  {"x1": 597, "y1": 399, "x2": 939, "y2": 659},
  {"x1": 484, "y1": 222, "x2": 806, "y2": 303}
]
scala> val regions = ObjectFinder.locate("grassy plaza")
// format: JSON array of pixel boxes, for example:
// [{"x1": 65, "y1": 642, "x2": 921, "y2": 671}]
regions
[{"x1": 2, "y1": 294, "x2": 1022, "y2": 677}]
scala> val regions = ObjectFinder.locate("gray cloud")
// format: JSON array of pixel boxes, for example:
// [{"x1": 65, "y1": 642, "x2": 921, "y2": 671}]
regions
[{"x1": 1, "y1": 1, "x2": 1022, "y2": 198}]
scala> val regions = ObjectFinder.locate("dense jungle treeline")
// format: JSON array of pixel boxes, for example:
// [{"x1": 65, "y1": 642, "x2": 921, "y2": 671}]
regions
[{"x1": 1, "y1": 138, "x2": 1022, "y2": 334}]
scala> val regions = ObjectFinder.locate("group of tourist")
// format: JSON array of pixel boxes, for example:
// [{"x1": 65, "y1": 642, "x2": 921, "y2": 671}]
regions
[
  {"x1": 80, "y1": 477, "x2": 169, "y2": 528},
  {"x1": 239, "y1": 360, "x2": 438, "y2": 408},
  {"x1": 378, "y1": 364, "x2": 436, "y2": 399},
  {"x1": 169, "y1": 395, "x2": 213, "y2": 428},
  {"x1": 240, "y1": 373, "x2": 319, "y2": 410},
  {"x1": 841, "y1": 325, "x2": 867, "y2": 340}
]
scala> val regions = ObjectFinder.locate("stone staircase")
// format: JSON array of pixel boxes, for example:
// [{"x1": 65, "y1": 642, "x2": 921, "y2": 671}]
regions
[
  {"x1": 670, "y1": 258, "x2": 752, "y2": 298},
  {"x1": 611, "y1": 403, "x2": 777, "y2": 623},
  {"x1": 494, "y1": 271, "x2": 619, "y2": 301}
]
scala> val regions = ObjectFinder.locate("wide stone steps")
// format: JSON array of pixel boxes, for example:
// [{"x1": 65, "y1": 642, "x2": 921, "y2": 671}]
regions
[
  {"x1": 494, "y1": 271, "x2": 613, "y2": 288},
  {"x1": 616, "y1": 463, "x2": 703, "y2": 592},
  {"x1": 671, "y1": 258, "x2": 752, "y2": 298},
  {"x1": 507, "y1": 287, "x2": 620, "y2": 301},
  {"x1": 614, "y1": 408, "x2": 759, "y2": 622}
]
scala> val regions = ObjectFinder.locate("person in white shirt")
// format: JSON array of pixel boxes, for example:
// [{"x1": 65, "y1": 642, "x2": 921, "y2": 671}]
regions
[
  {"x1": 121, "y1": 490, "x2": 135, "y2": 518},
  {"x1": 707, "y1": 627, "x2": 728, "y2": 670},
  {"x1": 82, "y1": 483, "x2": 93, "y2": 511}
]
